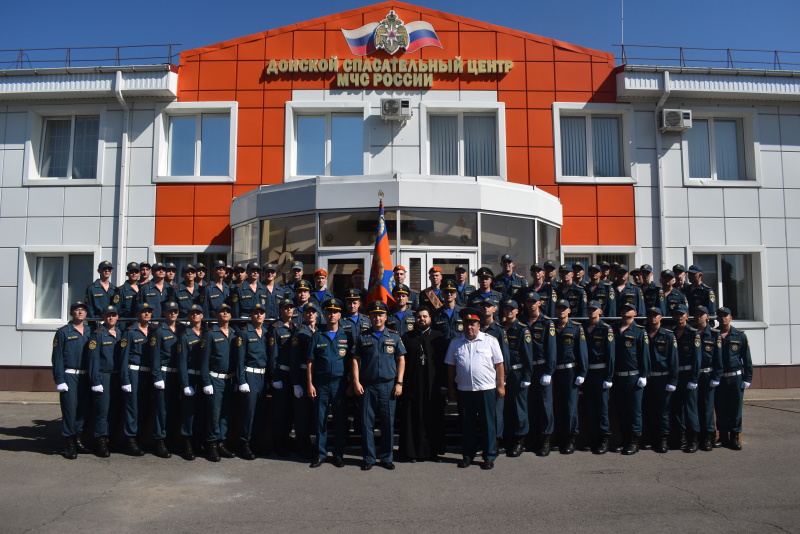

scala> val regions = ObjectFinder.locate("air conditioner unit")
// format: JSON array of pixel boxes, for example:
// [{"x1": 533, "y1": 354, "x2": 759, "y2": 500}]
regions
[
  {"x1": 381, "y1": 98, "x2": 412, "y2": 121},
  {"x1": 660, "y1": 109, "x2": 692, "y2": 132}
]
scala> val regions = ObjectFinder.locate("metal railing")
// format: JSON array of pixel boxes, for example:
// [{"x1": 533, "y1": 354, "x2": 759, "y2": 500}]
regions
[
  {"x1": 0, "y1": 44, "x2": 181, "y2": 70},
  {"x1": 615, "y1": 44, "x2": 800, "y2": 71}
]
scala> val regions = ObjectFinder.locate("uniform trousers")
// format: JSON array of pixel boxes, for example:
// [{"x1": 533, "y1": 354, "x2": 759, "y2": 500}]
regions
[
  {"x1": 716, "y1": 374, "x2": 744, "y2": 433},
  {"x1": 614, "y1": 375, "x2": 644, "y2": 437},
  {"x1": 271, "y1": 369, "x2": 294, "y2": 441},
  {"x1": 458, "y1": 389, "x2": 497, "y2": 460},
  {"x1": 360, "y1": 381, "x2": 396, "y2": 464},
  {"x1": 92, "y1": 373, "x2": 121, "y2": 438},
  {"x1": 180, "y1": 374, "x2": 205, "y2": 438},
  {"x1": 314, "y1": 376, "x2": 348, "y2": 459},
  {"x1": 502, "y1": 371, "x2": 529, "y2": 438},
  {"x1": 643, "y1": 376, "x2": 672, "y2": 437},
  {"x1": 206, "y1": 376, "x2": 232, "y2": 442},
  {"x1": 123, "y1": 368, "x2": 150, "y2": 437},
  {"x1": 154, "y1": 373, "x2": 180, "y2": 440},
  {"x1": 238, "y1": 371, "x2": 266, "y2": 442},
  {"x1": 59, "y1": 373, "x2": 89, "y2": 437},
  {"x1": 671, "y1": 371, "x2": 700, "y2": 434},
  {"x1": 583, "y1": 369, "x2": 611, "y2": 436},
  {"x1": 528, "y1": 366, "x2": 554, "y2": 435},
  {"x1": 697, "y1": 371, "x2": 717, "y2": 433},
  {"x1": 553, "y1": 367, "x2": 579, "y2": 437}
]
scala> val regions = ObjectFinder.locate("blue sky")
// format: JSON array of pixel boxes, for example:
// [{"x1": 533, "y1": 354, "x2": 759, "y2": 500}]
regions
[{"x1": 2, "y1": 0, "x2": 799, "y2": 69}]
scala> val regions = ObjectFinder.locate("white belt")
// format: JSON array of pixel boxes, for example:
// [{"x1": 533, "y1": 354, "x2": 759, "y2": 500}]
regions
[
  {"x1": 650, "y1": 371, "x2": 669, "y2": 377},
  {"x1": 615, "y1": 370, "x2": 639, "y2": 377},
  {"x1": 129, "y1": 365, "x2": 151, "y2": 372},
  {"x1": 699, "y1": 367, "x2": 712, "y2": 373},
  {"x1": 510, "y1": 364, "x2": 524, "y2": 370},
  {"x1": 278, "y1": 365, "x2": 291, "y2": 372},
  {"x1": 722, "y1": 370, "x2": 742, "y2": 377},
  {"x1": 532, "y1": 359, "x2": 546, "y2": 365},
  {"x1": 678, "y1": 365, "x2": 692, "y2": 371},
  {"x1": 588, "y1": 363, "x2": 607, "y2": 369},
  {"x1": 187, "y1": 369, "x2": 201, "y2": 375},
  {"x1": 161, "y1": 366, "x2": 178, "y2": 373},
  {"x1": 64, "y1": 368, "x2": 87, "y2": 375},
  {"x1": 209, "y1": 371, "x2": 231, "y2": 379},
  {"x1": 299, "y1": 364, "x2": 308, "y2": 369},
  {"x1": 556, "y1": 362, "x2": 576, "y2": 370},
  {"x1": 246, "y1": 366, "x2": 266, "y2": 374}
]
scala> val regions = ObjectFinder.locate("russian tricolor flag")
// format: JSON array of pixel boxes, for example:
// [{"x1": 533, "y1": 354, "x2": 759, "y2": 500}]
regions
[
  {"x1": 342, "y1": 23, "x2": 380, "y2": 56},
  {"x1": 367, "y1": 201, "x2": 395, "y2": 306},
  {"x1": 404, "y1": 21, "x2": 443, "y2": 53}
]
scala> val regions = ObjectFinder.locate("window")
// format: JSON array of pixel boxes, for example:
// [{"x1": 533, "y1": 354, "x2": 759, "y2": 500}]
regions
[
  {"x1": 156, "y1": 253, "x2": 227, "y2": 276},
  {"x1": 155, "y1": 102, "x2": 237, "y2": 183},
  {"x1": 430, "y1": 114, "x2": 497, "y2": 176},
  {"x1": 693, "y1": 253, "x2": 755, "y2": 320},
  {"x1": 296, "y1": 113, "x2": 363, "y2": 176},
  {"x1": 553, "y1": 103, "x2": 635, "y2": 184},
  {"x1": 26, "y1": 253, "x2": 93, "y2": 322}
]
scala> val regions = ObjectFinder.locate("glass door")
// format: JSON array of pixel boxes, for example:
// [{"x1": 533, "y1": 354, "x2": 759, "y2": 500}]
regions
[
  {"x1": 399, "y1": 251, "x2": 477, "y2": 293},
  {"x1": 318, "y1": 252, "x2": 372, "y2": 297}
]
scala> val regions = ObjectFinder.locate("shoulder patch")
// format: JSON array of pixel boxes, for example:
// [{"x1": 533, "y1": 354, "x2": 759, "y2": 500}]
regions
[
  {"x1": 694, "y1": 338, "x2": 701, "y2": 347},
  {"x1": 608, "y1": 331, "x2": 614, "y2": 342},
  {"x1": 609, "y1": 292, "x2": 615, "y2": 300},
  {"x1": 524, "y1": 331, "x2": 531, "y2": 343},
  {"x1": 120, "y1": 338, "x2": 128, "y2": 348},
  {"x1": 149, "y1": 337, "x2": 157, "y2": 347},
  {"x1": 52, "y1": 339, "x2": 58, "y2": 347},
  {"x1": 549, "y1": 324, "x2": 556, "y2": 336},
  {"x1": 269, "y1": 337, "x2": 275, "y2": 346},
  {"x1": 88, "y1": 340, "x2": 97, "y2": 350},
  {"x1": 236, "y1": 336, "x2": 243, "y2": 346},
  {"x1": 200, "y1": 339, "x2": 206, "y2": 348},
  {"x1": 292, "y1": 338, "x2": 299, "y2": 346},
  {"x1": 231, "y1": 294, "x2": 239, "y2": 302}
]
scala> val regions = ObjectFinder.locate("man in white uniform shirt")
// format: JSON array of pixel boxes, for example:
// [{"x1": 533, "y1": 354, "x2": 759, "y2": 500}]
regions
[{"x1": 446, "y1": 307, "x2": 505, "y2": 470}]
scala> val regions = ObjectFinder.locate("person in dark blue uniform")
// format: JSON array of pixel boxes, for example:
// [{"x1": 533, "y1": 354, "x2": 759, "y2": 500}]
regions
[
  {"x1": 196, "y1": 263, "x2": 208, "y2": 288},
  {"x1": 554, "y1": 264, "x2": 587, "y2": 317},
  {"x1": 235, "y1": 302, "x2": 271, "y2": 460},
  {"x1": 419, "y1": 266, "x2": 444, "y2": 310},
  {"x1": 552, "y1": 299, "x2": 588, "y2": 454},
  {"x1": 201, "y1": 303, "x2": 237, "y2": 462},
  {"x1": 309, "y1": 269, "x2": 337, "y2": 310},
  {"x1": 454, "y1": 264, "x2": 476, "y2": 307},
  {"x1": 268, "y1": 298, "x2": 298, "y2": 457},
  {"x1": 177, "y1": 304, "x2": 205, "y2": 461},
  {"x1": 139, "y1": 261, "x2": 152, "y2": 285},
  {"x1": 164, "y1": 262, "x2": 178, "y2": 289},
  {"x1": 202, "y1": 260, "x2": 231, "y2": 318},
  {"x1": 714, "y1": 307, "x2": 752, "y2": 450},
  {"x1": 351, "y1": 300, "x2": 406, "y2": 470},
  {"x1": 231, "y1": 262, "x2": 268, "y2": 319},
  {"x1": 639, "y1": 265, "x2": 666, "y2": 315},
  {"x1": 582, "y1": 300, "x2": 615, "y2": 454},
  {"x1": 661, "y1": 269, "x2": 688, "y2": 315},
  {"x1": 87, "y1": 305, "x2": 123, "y2": 458},
  {"x1": 499, "y1": 299, "x2": 533, "y2": 457},
  {"x1": 260, "y1": 262, "x2": 287, "y2": 321},
  {"x1": 523, "y1": 262, "x2": 557, "y2": 318},
  {"x1": 115, "y1": 262, "x2": 141, "y2": 319},
  {"x1": 118, "y1": 302, "x2": 154, "y2": 457},
  {"x1": 387, "y1": 284, "x2": 416, "y2": 334},
  {"x1": 493, "y1": 254, "x2": 527, "y2": 302},
  {"x1": 612, "y1": 302, "x2": 650, "y2": 455},
  {"x1": 684, "y1": 265, "x2": 718, "y2": 316},
  {"x1": 693, "y1": 306, "x2": 723, "y2": 451},
  {"x1": 611, "y1": 264, "x2": 646, "y2": 317},
  {"x1": 572, "y1": 262, "x2": 588, "y2": 288},
  {"x1": 432, "y1": 279, "x2": 463, "y2": 340},
  {"x1": 341, "y1": 288, "x2": 371, "y2": 336},
  {"x1": 173, "y1": 264, "x2": 204, "y2": 318},
  {"x1": 290, "y1": 279, "x2": 313, "y2": 326},
  {"x1": 52, "y1": 301, "x2": 92, "y2": 459},
  {"x1": 86, "y1": 260, "x2": 116, "y2": 320},
  {"x1": 583, "y1": 264, "x2": 616, "y2": 319},
  {"x1": 392, "y1": 265, "x2": 419, "y2": 310},
  {"x1": 643, "y1": 306, "x2": 678, "y2": 453},
  {"x1": 522, "y1": 290, "x2": 557, "y2": 456},
  {"x1": 307, "y1": 298, "x2": 353, "y2": 468},
  {"x1": 291, "y1": 302, "x2": 319, "y2": 459},
  {"x1": 669, "y1": 304, "x2": 702, "y2": 453},
  {"x1": 150, "y1": 301, "x2": 183, "y2": 458},
  {"x1": 476, "y1": 295, "x2": 510, "y2": 454},
  {"x1": 138, "y1": 262, "x2": 172, "y2": 319}
]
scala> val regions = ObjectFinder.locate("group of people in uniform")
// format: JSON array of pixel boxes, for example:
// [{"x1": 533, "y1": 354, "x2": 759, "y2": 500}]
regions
[{"x1": 51, "y1": 255, "x2": 753, "y2": 470}]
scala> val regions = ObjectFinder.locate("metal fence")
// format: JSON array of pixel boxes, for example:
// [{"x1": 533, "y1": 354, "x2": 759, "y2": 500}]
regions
[
  {"x1": 615, "y1": 44, "x2": 800, "y2": 71},
  {"x1": 0, "y1": 44, "x2": 181, "y2": 70}
]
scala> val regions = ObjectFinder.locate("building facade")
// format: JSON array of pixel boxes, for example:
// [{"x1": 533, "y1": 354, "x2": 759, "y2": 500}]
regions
[{"x1": 0, "y1": 1, "x2": 798, "y2": 389}]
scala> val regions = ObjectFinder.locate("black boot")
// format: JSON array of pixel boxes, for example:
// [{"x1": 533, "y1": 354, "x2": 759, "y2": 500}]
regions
[
  {"x1": 217, "y1": 441, "x2": 235, "y2": 458},
  {"x1": 495, "y1": 438, "x2": 506, "y2": 455},
  {"x1": 622, "y1": 435, "x2": 639, "y2": 455},
  {"x1": 729, "y1": 432, "x2": 742, "y2": 450},
  {"x1": 95, "y1": 436, "x2": 110, "y2": 458},
  {"x1": 182, "y1": 437, "x2": 195, "y2": 461},
  {"x1": 63, "y1": 436, "x2": 77, "y2": 460},
  {"x1": 75, "y1": 435, "x2": 91, "y2": 454},
  {"x1": 125, "y1": 436, "x2": 145, "y2": 457},
  {"x1": 562, "y1": 435, "x2": 575, "y2": 454},
  {"x1": 654, "y1": 435, "x2": 669, "y2": 453},
  {"x1": 240, "y1": 441, "x2": 255, "y2": 461},
  {"x1": 274, "y1": 436, "x2": 291, "y2": 457},
  {"x1": 684, "y1": 432, "x2": 698, "y2": 453},
  {"x1": 715, "y1": 431, "x2": 726, "y2": 448},
  {"x1": 507, "y1": 437, "x2": 524, "y2": 457},
  {"x1": 593, "y1": 435, "x2": 609, "y2": 455},
  {"x1": 641, "y1": 438, "x2": 652, "y2": 451},
  {"x1": 207, "y1": 441, "x2": 220, "y2": 462},
  {"x1": 699, "y1": 432, "x2": 713, "y2": 452},
  {"x1": 154, "y1": 439, "x2": 172, "y2": 458},
  {"x1": 610, "y1": 435, "x2": 626, "y2": 453},
  {"x1": 536, "y1": 434, "x2": 551, "y2": 457},
  {"x1": 678, "y1": 430, "x2": 687, "y2": 450}
]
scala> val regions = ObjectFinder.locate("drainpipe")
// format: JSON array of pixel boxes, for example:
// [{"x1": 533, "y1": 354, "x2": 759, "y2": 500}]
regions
[
  {"x1": 654, "y1": 70, "x2": 670, "y2": 270},
  {"x1": 114, "y1": 70, "x2": 131, "y2": 283}
]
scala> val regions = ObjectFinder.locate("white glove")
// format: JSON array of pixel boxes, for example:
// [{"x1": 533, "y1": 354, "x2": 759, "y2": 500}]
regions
[
  {"x1": 56, "y1": 383, "x2": 69, "y2": 393},
  {"x1": 239, "y1": 383, "x2": 251, "y2": 393},
  {"x1": 203, "y1": 385, "x2": 214, "y2": 395},
  {"x1": 637, "y1": 377, "x2": 647, "y2": 388},
  {"x1": 121, "y1": 384, "x2": 132, "y2": 393},
  {"x1": 710, "y1": 380, "x2": 720, "y2": 388},
  {"x1": 520, "y1": 381, "x2": 531, "y2": 389},
  {"x1": 91, "y1": 384, "x2": 104, "y2": 393},
  {"x1": 687, "y1": 382, "x2": 698, "y2": 390},
  {"x1": 574, "y1": 376, "x2": 584, "y2": 386},
  {"x1": 154, "y1": 380, "x2": 165, "y2": 390},
  {"x1": 742, "y1": 381, "x2": 751, "y2": 389},
  {"x1": 539, "y1": 374, "x2": 552, "y2": 386},
  {"x1": 666, "y1": 384, "x2": 677, "y2": 392},
  {"x1": 294, "y1": 385, "x2": 304, "y2": 398},
  {"x1": 183, "y1": 386, "x2": 195, "y2": 397},
  {"x1": 272, "y1": 381, "x2": 283, "y2": 390},
  {"x1": 602, "y1": 381, "x2": 613, "y2": 389}
]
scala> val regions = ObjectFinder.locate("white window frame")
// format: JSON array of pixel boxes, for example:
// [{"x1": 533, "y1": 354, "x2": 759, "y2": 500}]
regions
[
  {"x1": 153, "y1": 101, "x2": 238, "y2": 184},
  {"x1": 23, "y1": 105, "x2": 107, "y2": 186},
  {"x1": 420, "y1": 102, "x2": 507, "y2": 181},
  {"x1": 686, "y1": 245, "x2": 767, "y2": 328},
  {"x1": 284, "y1": 101, "x2": 370, "y2": 181},
  {"x1": 680, "y1": 107, "x2": 761, "y2": 187},
  {"x1": 17, "y1": 246, "x2": 101, "y2": 330},
  {"x1": 553, "y1": 102, "x2": 636, "y2": 185}
]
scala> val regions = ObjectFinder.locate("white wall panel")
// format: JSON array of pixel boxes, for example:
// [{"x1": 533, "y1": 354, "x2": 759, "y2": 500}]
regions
[
  {"x1": 62, "y1": 217, "x2": 101, "y2": 244},
  {"x1": 744, "y1": 328, "x2": 766, "y2": 366},
  {"x1": 723, "y1": 188, "x2": 760, "y2": 218},
  {"x1": 26, "y1": 217, "x2": 63, "y2": 245},
  {"x1": 63, "y1": 186, "x2": 101, "y2": 217},
  {"x1": 125, "y1": 216, "x2": 155, "y2": 248},
  {"x1": 687, "y1": 188, "x2": 724, "y2": 218},
  {"x1": 788, "y1": 249, "x2": 800, "y2": 286},
  {"x1": 785, "y1": 219, "x2": 800, "y2": 248},
  {"x1": 421, "y1": 90, "x2": 459, "y2": 102},
  {"x1": 664, "y1": 218, "x2": 689, "y2": 248},
  {"x1": 758, "y1": 114, "x2": 781, "y2": 151},
  {"x1": 0, "y1": 248, "x2": 19, "y2": 284},
  {"x1": 368, "y1": 116, "x2": 392, "y2": 147},
  {"x1": 783, "y1": 152, "x2": 800, "y2": 188},
  {"x1": 766, "y1": 247, "x2": 789, "y2": 286},
  {"x1": 128, "y1": 147, "x2": 154, "y2": 186},
  {"x1": 663, "y1": 187, "x2": 689, "y2": 217},
  {"x1": 0, "y1": 112, "x2": 6, "y2": 144},
  {"x1": 759, "y1": 188, "x2": 786, "y2": 218},
  {"x1": 688, "y1": 217, "x2": 724, "y2": 245},
  {"x1": 779, "y1": 114, "x2": 800, "y2": 151},
  {"x1": 0, "y1": 327, "x2": 22, "y2": 365},
  {"x1": 392, "y1": 146, "x2": 420, "y2": 174},
  {"x1": 783, "y1": 189, "x2": 800, "y2": 218},
  {"x1": 27, "y1": 187, "x2": 64, "y2": 217},
  {"x1": 759, "y1": 151, "x2": 784, "y2": 189},
  {"x1": 100, "y1": 186, "x2": 118, "y2": 217},
  {"x1": 126, "y1": 186, "x2": 156, "y2": 217},
  {"x1": 21, "y1": 331, "x2": 54, "y2": 367},
  {"x1": 764, "y1": 324, "x2": 791, "y2": 365},
  {"x1": 761, "y1": 218, "x2": 787, "y2": 248},
  {"x1": 130, "y1": 109, "x2": 155, "y2": 148},
  {"x1": 0, "y1": 187, "x2": 28, "y2": 217},
  {"x1": 725, "y1": 218, "x2": 761, "y2": 246},
  {"x1": 103, "y1": 110, "x2": 123, "y2": 147},
  {"x1": 369, "y1": 145, "x2": 392, "y2": 175},
  {"x1": 768, "y1": 286, "x2": 791, "y2": 325},
  {"x1": 0, "y1": 218, "x2": 26, "y2": 247},
  {"x1": 0, "y1": 287, "x2": 17, "y2": 326},
  {"x1": 101, "y1": 147, "x2": 120, "y2": 186},
  {"x1": 659, "y1": 148, "x2": 684, "y2": 188},
  {"x1": 633, "y1": 111, "x2": 656, "y2": 150},
  {"x1": 635, "y1": 217, "x2": 656, "y2": 248},
  {"x1": 2, "y1": 148, "x2": 24, "y2": 188},
  {"x1": 391, "y1": 114, "x2": 420, "y2": 146},
  {"x1": 99, "y1": 216, "x2": 117, "y2": 248},
  {"x1": 633, "y1": 148, "x2": 656, "y2": 187},
  {"x1": 4, "y1": 113, "x2": 27, "y2": 149},
  {"x1": 633, "y1": 186, "x2": 656, "y2": 218}
]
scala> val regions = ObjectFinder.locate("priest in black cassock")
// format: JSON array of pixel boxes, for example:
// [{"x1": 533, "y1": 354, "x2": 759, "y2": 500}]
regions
[{"x1": 398, "y1": 305, "x2": 450, "y2": 462}]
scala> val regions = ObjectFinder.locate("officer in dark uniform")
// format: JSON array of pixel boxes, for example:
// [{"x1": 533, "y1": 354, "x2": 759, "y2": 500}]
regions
[
  {"x1": 164, "y1": 262, "x2": 178, "y2": 289},
  {"x1": 387, "y1": 284, "x2": 416, "y2": 334},
  {"x1": 583, "y1": 264, "x2": 616, "y2": 318},
  {"x1": 714, "y1": 307, "x2": 753, "y2": 450},
  {"x1": 291, "y1": 302, "x2": 319, "y2": 459},
  {"x1": 203, "y1": 259, "x2": 231, "y2": 318},
  {"x1": 670, "y1": 304, "x2": 702, "y2": 453},
  {"x1": 661, "y1": 269, "x2": 688, "y2": 315},
  {"x1": 392, "y1": 265, "x2": 419, "y2": 310},
  {"x1": 151, "y1": 301, "x2": 183, "y2": 458},
  {"x1": 235, "y1": 302, "x2": 271, "y2": 460},
  {"x1": 139, "y1": 261, "x2": 152, "y2": 285},
  {"x1": 684, "y1": 265, "x2": 718, "y2": 316},
  {"x1": 612, "y1": 302, "x2": 650, "y2": 455},
  {"x1": 555, "y1": 264, "x2": 587, "y2": 317},
  {"x1": 673, "y1": 264, "x2": 688, "y2": 292},
  {"x1": 351, "y1": 300, "x2": 406, "y2": 470},
  {"x1": 454, "y1": 265, "x2": 476, "y2": 307},
  {"x1": 52, "y1": 301, "x2": 92, "y2": 459},
  {"x1": 693, "y1": 306, "x2": 723, "y2": 451},
  {"x1": 138, "y1": 262, "x2": 172, "y2": 319},
  {"x1": 115, "y1": 262, "x2": 141, "y2": 319},
  {"x1": 309, "y1": 269, "x2": 336, "y2": 309},
  {"x1": 231, "y1": 262, "x2": 268, "y2": 319},
  {"x1": 307, "y1": 298, "x2": 353, "y2": 468},
  {"x1": 260, "y1": 262, "x2": 287, "y2": 321},
  {"x1": 196, "y1": 263, "x2": 208, "y2": 288},
  {"x1": 172, "y1": 264, "x2": 204, "y2": 318},
  {"x1": 522, "y1": 291, "x2": 557, "y2": 456},
  {"x1": 543, "y1": 259, "x2": 558, "y2": 285},
  {"x1": 118, "y1": 302, "x2": 154, "y2": 457},
  {"x1": 639, "y1": 264, "x2": 666, "y2": 315},
  {"x1": 268, "y1": 298, "x2": 298, "y2": 457},
  {"x1": 493, "y1": 254, "x2": 527, "y2": 302},
  {"x1": 432, "y1": 279, "x2": 463, "y2": 340},
  {"x1": 86, "y1": 260, "x2": 116, "y2": 320},
  {"x1": 572, "y1": 262, "x2": 588, "y2": 287},
  {"x1": 643, "y1": 307, "x2": 678, "y2": 453},
  {"x1": 88, "y1": 305, "x2": 123, "y2": 458},
  {"x1": 419, "y1": 266, "x2": 444, "y2": 310},
  {"x1": 612, "y1": 264, "x2": 646, "y2": 317},
  {"x1": 499, "y1": 299, "x2": 533, "y2": 457},
  {"x1": 200, "y1": 303, "x2": 237, "y2": 462},
  {"x1": 291, "y1": 279, "x2": 314, "y2": 326},
  {"x1": 476, "y1": 295, "x2": 511, "y2": 453},
  {"x1": 552, "y1": 299, "x2": 588, "y2": 454},
  {"x1": 598, "y1": 261, "x2": 612, "y2": 283},
  {"x1": 341, "y1": 288, "x2": 371, "y2": 336},
  {"x1": 582, "y1": 300, "x2": 615, "y2": 454},
  {"x1": 177, "y1": 304, "x2": 204, "y2": 461},
  {"x1": 282, "y1": 260, "x2": 305, "y2": 300},
  {"x1": 473, "y1": 268, "x2": 504, "y2": 315},
  {"x1": 523, "y1": 262, "x2": 557, "y2": 318}
]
